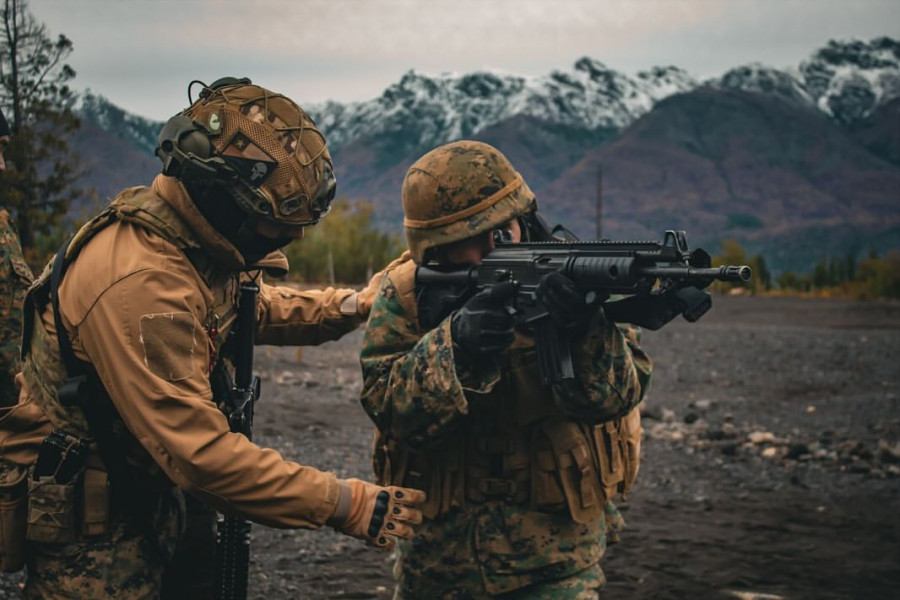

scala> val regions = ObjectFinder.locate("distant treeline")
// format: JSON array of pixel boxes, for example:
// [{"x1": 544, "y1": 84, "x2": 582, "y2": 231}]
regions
[
  {"x1": 713, "y1": 240, "x2": 900, "y2": 300},
  {"x1": 278, "y1": 213, "x2": 900, "y2": 302},
  {"x1": 281, "y1": 199, "x2": 405, "y2": 285}
]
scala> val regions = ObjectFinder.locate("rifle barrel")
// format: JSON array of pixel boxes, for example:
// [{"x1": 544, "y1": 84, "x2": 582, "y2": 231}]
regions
[{"x1": 640, "y1": 265, "x2": 752, "y2": 282}]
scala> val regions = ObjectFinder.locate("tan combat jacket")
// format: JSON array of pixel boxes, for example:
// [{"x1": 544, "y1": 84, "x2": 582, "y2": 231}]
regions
[{"x1": 1, "y1": 175, "x2": 379, "y2": 530}]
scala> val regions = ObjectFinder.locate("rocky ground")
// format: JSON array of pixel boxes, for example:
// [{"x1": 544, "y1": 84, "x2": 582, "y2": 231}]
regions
[{"x1": 2, "y1": 295, "x2": 899, "y2": 599}]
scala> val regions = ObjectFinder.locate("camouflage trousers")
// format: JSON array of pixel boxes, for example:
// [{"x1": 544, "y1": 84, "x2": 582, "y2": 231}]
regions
[
  {"x1": 393, "y1": 562, "x2": 605, "y2": 600},
  {"x1": 391, "y1": 501, "x2": 625, "y2": 600},
  {"x1": 23, "y1": 488, "x2": 185, "y2": 599}
]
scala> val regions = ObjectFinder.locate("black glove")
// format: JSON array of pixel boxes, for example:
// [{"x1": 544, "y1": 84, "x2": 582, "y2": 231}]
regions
[
  {"x1": 450, "y1": 281, "x2": 517, "y2": 357},
  {"x1": 537, "y1": 271, "x2": 599, "y2": 338}
]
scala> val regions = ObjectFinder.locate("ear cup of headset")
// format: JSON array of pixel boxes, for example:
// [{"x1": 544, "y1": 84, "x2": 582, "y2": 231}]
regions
[{"x1": 156, "y1": 115, "x2": 214, "y2": 177}]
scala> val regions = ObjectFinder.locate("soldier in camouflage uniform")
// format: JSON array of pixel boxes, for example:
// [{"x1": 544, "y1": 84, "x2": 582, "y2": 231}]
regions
[
  {"x1": 0, "y1": 209, "x2": 32, "y2": 409},
  {"x1": 1, "y1": 108, "x2": 35, "y2": 408},
  {"x1": 360, "y1": 140, "x2": 653, "y2": 599},
  {"x1": 0, "y1": 79, "x2": 424, "y2": 598}
]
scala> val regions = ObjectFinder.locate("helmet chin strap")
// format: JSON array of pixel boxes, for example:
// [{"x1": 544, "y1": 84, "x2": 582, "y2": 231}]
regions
[{"x1": 234, "y1": 218, "x2": 291, "y2": 265}]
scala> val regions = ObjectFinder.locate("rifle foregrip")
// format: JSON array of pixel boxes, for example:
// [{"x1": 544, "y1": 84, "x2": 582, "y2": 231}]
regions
[{"x1": 565, "y1": 256, "x2": 637, "y2": 287}]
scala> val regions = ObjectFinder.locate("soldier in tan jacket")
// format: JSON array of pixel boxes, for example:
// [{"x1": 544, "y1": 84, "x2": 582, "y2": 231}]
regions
[{"x1": 0, "y1": 78, "x2": 423, "y2": 598}]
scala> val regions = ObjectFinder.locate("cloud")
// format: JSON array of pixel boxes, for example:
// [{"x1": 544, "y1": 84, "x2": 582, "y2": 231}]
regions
[{"x1": 26, "y1": 0, "x2": 900, "y2": 120}]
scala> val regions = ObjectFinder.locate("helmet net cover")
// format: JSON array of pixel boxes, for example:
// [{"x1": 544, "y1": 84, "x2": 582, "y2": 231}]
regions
[
  {"x1": 184, "y1": 82, "x2": 336, "y2": 225},
  {"x1": 402, "y1": 140, "x2": 537, "y2": 264}
]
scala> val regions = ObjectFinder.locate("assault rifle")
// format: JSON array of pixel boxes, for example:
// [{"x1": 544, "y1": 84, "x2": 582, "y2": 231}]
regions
[
  {"x1": 214, "y1": 281, "x2": 261, "y2": 600},
  {"x1": 416, "y1": 229, "x2": 751, "y2": 386}
]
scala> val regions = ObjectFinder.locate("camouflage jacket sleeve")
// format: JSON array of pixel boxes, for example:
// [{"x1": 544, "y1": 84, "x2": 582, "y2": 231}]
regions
[
  {"x1": 553, "y1": 313, "x2": 653, "y2": 423},
  {"x1": 0, "y1": 211, "x2": 34, "y2": 407},
  {"x1": 359, "y1": 268, "x2": 499, "y2": 448}
]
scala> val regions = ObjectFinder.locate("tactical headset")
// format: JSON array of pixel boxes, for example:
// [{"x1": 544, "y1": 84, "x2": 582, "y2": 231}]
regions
[{"x1": 156, "y1": 77, "x2": 248, "y2": 183}]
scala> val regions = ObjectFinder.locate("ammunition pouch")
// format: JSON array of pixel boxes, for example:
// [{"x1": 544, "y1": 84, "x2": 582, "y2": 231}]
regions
[
  {"x1": 594, "y1": 406, "x2": 642, "y2": 500},
  {"x1": 376, "y1": 407, "x2": 643, "y2": 524},
  {"x1": 531, "y1": 420, "x2": 604, "y2": 523},
  {"x1": 26, "y1": 475, "x2": 78, "y2": 544},
  {"x1": 25, "y1": 428, "x2": 110, "y2": 545}
]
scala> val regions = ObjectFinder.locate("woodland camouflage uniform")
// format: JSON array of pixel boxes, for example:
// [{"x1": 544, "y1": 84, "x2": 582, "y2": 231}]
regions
[
  {"x1": 0, "y1": 209, "x2": 33, "y2": 408},
  {"x1": 360, "y1": 141, "x2": 653, "y2": 599}
]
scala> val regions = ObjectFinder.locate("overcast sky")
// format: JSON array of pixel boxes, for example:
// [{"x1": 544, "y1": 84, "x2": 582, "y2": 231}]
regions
[{"x1": 26, "y1": 0, "x2": 900, "y2": 121}]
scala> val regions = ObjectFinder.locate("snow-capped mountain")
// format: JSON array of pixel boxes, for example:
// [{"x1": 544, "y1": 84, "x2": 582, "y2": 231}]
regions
[
  {"x1": 308, "y1": 60, "x2": 697, "y2": 153},
  {"x1": 78, "y1": 37, "x2": 898, "y2": 161},
  {"x1": 80, "y1": 91, "x2": 164, "y2": 156},
  {"x1": 71, "y1": 37, "x2": 899, "y2": 275},
  {"x1": 713, "y1": 37, "x2": 900, "y2": 124},
  {"x1": 305, "y1": 37, "x2": 899, "y2": 154},
  {"x1": 799, "y1": 37, "x2": 900, "y2": 123},
  {"x1": 713, "y1": 63, "x2": 815, "y2": 107}
]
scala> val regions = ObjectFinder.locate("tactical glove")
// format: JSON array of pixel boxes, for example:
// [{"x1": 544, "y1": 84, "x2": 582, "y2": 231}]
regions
[
  {"x1": 329, "y1": 478, "x2": 426, "y2": 550},
  {"x1": 450, "y1": 281, "x2": 517, "y2": 356},
  {"x1": 537, "y1": 271, "x2": 600, "y2": 339}
]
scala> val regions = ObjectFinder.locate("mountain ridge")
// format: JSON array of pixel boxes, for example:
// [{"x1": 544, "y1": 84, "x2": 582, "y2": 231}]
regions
[{"x1": 72, "y1": 36, "x2": 900, "y2": 274}]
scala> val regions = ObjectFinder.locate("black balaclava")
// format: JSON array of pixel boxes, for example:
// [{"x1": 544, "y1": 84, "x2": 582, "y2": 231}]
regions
[
  {"x1": 0, "y1": 108, "x2": 10, "y2": 137},
  {"x1": 185, "y1": 181, "x2": 292, "y2": 265}
]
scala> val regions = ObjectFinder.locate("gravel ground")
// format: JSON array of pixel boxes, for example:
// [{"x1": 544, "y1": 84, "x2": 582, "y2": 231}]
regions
[{"x1": 2, "y1": 295, "x2": 898, "y2": 599}]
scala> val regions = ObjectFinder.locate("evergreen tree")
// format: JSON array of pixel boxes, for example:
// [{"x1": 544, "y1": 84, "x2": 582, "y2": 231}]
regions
[
  {"x1": 283, "y1": 199, "x2": 405, "y2": 284},
  {"x1": 713, "y1": 239, "x2": 754, "y2": 293},
  {"x1": 812, "y1": 259, "x2": 829, "y2": 289},
  {"x1": 845, "y1": 253, "x2": 856, "y2": 282},
  {"x1": 0, "y1": 0, "x2": 84, "y2": 261},
  {"x1": 751, "y1": 254, "x2": 771, "y2": 290}
]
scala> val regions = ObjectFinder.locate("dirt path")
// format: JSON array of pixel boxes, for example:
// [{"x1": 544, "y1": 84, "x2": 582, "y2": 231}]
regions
[{"x1": 2, "y1": 295, "x2": 898, "y2": 599}]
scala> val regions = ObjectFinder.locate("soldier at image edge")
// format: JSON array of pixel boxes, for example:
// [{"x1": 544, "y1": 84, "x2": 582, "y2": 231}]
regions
[
  {"x1": 359, "y1": 140, "x2": 653, "y2": 599},
  {"x1": 0, "y1": 78, "x2": 423, "y2": 599},
  {"x1": 1, "y1": 107, "x2": 36, "y2": 410}
]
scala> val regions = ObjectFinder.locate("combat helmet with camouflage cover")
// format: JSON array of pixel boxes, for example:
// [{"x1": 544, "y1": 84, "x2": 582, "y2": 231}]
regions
[
  {"x1": 402, "y1": 140, "x2": 536, "y2": 264},
  {"x1": 156, "y1": 77, "x2": 336, "y2": 227}
]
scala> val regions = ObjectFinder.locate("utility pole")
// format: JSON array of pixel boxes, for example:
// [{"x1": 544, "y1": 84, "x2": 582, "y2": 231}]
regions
[
  {"x1": 327, "y1": 245, "x2": 335, "y2": 285},
  {"x1": 596, "y1": 164, "x2": 603, "y2": 239}
]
